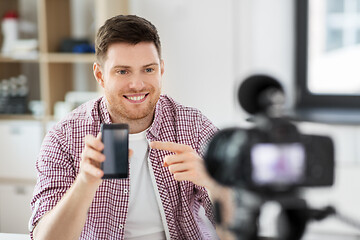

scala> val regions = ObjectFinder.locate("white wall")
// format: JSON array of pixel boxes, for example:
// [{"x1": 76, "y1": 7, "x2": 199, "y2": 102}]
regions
[
  {"x1": 247, "y1": 0, "x2": 295, "y2": 107},
  {"x1": 130, "y1": 0, "x2": 238, "y2": 128},
  {"x1": 128, "y1": 0, "x2": 296, "y2": 127}
]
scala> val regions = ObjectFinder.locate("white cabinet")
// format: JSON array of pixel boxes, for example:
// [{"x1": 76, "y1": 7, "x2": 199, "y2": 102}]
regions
[
  {"x1": 0, "y1": 183, "x2": 35, "y2": 234},
  {"x1": 0, "y1": 120, "x2": 41, "y2": 233},
  {"x1": 0, "y1": 120, "x2": 43, "y2": 180}
]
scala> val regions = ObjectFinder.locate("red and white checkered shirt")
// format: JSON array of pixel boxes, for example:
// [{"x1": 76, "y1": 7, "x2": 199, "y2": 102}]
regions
[{"x1": 30, "y1": 95, "x2": 218, "y2": 239}]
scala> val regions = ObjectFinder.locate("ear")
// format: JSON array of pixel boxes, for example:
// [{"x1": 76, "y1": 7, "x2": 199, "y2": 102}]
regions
[
  {"x1": 160, "y1": 59, "x2": 165, "y2": 77},
  {"x1": 93, "y1": 62, "x2": 105, "y2": 88}
]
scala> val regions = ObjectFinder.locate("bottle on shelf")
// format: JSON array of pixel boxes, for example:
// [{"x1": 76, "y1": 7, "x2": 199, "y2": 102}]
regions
[{"x1": 1, "y1": 11, "x2": 19, "y2": 55}]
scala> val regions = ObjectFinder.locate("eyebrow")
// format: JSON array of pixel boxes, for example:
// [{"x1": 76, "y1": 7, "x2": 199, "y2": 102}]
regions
[
  {"x1": 143, "y1": 62, "x2": 159, "y2": 68},
  {"x1": 112, "y1": 62, "x2": 159, "y2": 69},
  {"x1": 113, "y1": 65, "x2": 131, "y2": 69}
]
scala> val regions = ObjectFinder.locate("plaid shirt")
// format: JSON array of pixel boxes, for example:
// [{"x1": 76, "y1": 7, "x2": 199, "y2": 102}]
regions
[{"x1": 30, "y1": 95, "x2": 218, "y2": 239}]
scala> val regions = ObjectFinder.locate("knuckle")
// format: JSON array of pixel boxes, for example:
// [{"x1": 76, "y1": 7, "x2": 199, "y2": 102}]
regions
[
  {"x1": 81, "y1": 161, "x2": 89, "y2": 172},
  {"x1": 86, "y1": 148, "x2": 94, "y2": 159},
  {"x1": 81, "y1": 150, "x2": 90, "y2": 162},
  {"x1": 95, "y1": 153, "x2": 104, "y2": 163},
  {"x1": 84, "y1": 163, "x2": 96, "y2": 176}
]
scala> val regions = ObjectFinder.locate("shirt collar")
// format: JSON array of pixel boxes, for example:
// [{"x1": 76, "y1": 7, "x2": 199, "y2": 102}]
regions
[
  {"x1": 99, "y1": 96, "x2": 112, "y2": 124},
  {"x1": 146, "y1": 97, "x2": 163, "y2": 140}
]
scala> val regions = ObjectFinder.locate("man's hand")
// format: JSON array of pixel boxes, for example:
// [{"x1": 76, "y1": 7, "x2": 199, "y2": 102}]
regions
[
  {"x1": 149, "y1": 141, "x2": 214, "y2": 188},
  {"x1": 79, "y1": 133, "x2": 134, "y2": 186},
  {"x1": 79, "y1": 133, "x2": 105, "y2": 186}
]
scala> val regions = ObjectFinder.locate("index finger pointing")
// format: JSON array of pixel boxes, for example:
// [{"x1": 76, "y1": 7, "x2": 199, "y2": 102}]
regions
[{"x1": 150, "y1": 141, "x2": 193, "y2": 154}]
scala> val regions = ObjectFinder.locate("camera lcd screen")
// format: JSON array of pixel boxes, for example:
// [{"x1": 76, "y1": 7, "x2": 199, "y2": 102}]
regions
[
  {"x1": 251, "y1": 143, "x2": 305, "y2": 185},
  {"x1": 101, "y1": 124, "x2": 129, "y2": 179}
]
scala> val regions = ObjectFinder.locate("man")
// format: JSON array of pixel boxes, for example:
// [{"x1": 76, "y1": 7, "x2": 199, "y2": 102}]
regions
[{"x1": 30, "y1": 15, "x2": 219, "y2": 239}]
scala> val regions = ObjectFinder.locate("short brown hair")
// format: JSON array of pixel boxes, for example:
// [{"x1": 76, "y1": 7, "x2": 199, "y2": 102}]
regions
[{"x1": 95, "y1": 15, "x2": 161, "y2": 64}]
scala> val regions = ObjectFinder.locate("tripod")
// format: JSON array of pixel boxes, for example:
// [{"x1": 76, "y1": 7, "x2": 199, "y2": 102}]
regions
[{"x1": 215, "y1": 188, "x2": 359, "y2": 240}]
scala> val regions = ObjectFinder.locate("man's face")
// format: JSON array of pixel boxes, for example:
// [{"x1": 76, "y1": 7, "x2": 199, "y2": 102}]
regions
[{"x1": 94, "y1": 42, "x2": 164, "y2": 123}]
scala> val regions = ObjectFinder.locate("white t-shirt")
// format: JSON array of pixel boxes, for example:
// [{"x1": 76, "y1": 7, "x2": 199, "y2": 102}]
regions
[{"x1": 124, "y1": 130, "x2": 167, "y2": 240}]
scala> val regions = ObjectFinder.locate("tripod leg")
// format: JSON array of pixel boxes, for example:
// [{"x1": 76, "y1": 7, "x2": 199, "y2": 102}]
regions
[{"x1": 277, "y1": 208, "x2": 307, "y2": 240}]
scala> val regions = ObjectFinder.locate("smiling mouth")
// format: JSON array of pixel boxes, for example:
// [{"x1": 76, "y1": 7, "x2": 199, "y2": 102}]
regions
[{"x1": 124, "y1": 93, "x2": 149, "y2": 102}]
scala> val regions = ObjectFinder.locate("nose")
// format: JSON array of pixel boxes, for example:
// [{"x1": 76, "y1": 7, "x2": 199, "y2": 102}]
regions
[{"x1": 128, "y1": 73, "x2": 145, "y2": 90}]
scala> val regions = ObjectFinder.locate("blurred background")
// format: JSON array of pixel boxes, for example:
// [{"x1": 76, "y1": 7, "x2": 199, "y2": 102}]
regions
[{"x1": 1, "y1": 0, "x2": 360, "y2": 238}]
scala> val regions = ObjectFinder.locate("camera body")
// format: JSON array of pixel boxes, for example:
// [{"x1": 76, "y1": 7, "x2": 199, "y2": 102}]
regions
[
  {"x1": 204, "y1": 74, "x2": 335, "y2": 195},
  {"x1": 205, "y1": 117, "x2": 334, "y2": 194},
  {"x1": 204, "y1": 75, "x2": 336, "y2": 240}
]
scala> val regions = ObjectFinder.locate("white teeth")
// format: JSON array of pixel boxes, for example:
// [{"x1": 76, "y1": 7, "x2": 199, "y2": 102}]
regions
[{"x1": 127, "y1": 95, "x2": 146, "y2": 101}]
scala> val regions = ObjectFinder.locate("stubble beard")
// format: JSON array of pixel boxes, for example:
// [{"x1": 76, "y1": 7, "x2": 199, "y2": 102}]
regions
[{"x1": 107, "y1": 90, "x2": 161, "y2": 123}]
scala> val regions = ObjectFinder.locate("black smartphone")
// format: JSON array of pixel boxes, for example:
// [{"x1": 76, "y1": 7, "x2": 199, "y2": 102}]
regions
[{"x1": 101, "y1": 123, "x2": 129, "y2": 179}]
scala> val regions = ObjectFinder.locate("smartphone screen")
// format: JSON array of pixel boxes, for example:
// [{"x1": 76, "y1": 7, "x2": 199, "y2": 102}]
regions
[{"x1": 101, "y1": 123, "x2": 129, "y2": 179}]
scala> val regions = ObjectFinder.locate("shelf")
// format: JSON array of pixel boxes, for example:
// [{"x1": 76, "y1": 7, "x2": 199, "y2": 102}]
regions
[
  {"x1": 0, "y1": 54, "x2": 39, "y2": 63},
  {"x1": 0, "y1": 0, "x2": 128, "y2": 118},
  {"x1": 0, "y1": 114, "x2": 58, "y2": 123},
  {"x1": 42, "y1": 53, "x2": 96, "y2": 63},
  {"x1": 0, "y1": 114, "x2": 41, "y2": 121},
  {"x1": 0, "y1": 53, "x2": 95, "y2": 63},
  {"x1": 0, "y1": 177, "x2": 37, "y2": 185}
]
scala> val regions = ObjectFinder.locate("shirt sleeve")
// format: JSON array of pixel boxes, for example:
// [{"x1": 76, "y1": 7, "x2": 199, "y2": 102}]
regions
[
  {"x1": 194, "y1": 113, "x2": 219, "y2": 225},
  {"x1": 29, "y1": 127, "x2": 76, "y2": 236}
]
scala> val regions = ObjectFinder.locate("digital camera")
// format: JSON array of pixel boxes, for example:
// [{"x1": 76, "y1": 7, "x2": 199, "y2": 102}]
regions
[{"x1": 204, "y1": 75, "x2": 335, "y2": 195}]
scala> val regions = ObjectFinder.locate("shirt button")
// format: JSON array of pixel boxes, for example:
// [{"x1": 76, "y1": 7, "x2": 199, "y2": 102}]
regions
[
  {"x1": 124, "y1": 189, "x2": 128, "y2": 194},
  {"x1": 119, "y1": 224, "x2": 124, "y2": 229}
]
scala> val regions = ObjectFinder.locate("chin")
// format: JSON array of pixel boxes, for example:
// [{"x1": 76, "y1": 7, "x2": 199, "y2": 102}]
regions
[{"x1": 117, "y1": 104, "x2": 152, "y2": 120}]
